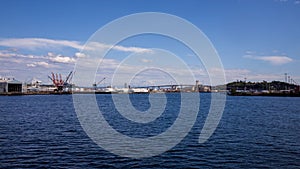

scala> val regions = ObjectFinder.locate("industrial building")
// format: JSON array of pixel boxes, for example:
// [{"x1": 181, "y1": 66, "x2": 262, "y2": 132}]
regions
[{"x1": 0, "y1": 77, "x2": 22, "y2": 94}]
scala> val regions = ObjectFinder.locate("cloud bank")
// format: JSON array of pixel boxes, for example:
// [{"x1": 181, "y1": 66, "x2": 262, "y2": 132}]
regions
[
  {"x1": 244, "y1": 55, "x2": 293, "y2": 65},
  {"x1": 0, "y1": 37, "x2": 154, "y2": 83}
]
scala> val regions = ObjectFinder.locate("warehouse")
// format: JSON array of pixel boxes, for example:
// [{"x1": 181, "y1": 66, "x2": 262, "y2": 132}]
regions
[{"x1": 0, "y1": 78, "x2": 22, "y2": 93}]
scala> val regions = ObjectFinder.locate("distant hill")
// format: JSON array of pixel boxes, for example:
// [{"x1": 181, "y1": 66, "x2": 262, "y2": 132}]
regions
[{"x1": 226, "y1": 80, "x2": 299, "y2": 95}]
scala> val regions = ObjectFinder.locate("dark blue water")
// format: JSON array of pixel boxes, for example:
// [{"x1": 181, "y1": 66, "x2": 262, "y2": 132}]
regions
[{"x1": 0, "y1": 94, "x2": 299, "y2": 168}]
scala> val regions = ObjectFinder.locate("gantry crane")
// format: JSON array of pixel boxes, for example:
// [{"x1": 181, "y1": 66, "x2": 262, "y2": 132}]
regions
[{"x1": 48, "y1": 71, "x2": 73, "y2": 91}]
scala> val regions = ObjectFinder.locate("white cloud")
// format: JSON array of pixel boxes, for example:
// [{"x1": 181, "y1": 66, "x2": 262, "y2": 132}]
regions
[
  {"x1": 259, "y1": 56, "x2": 293, "y2": 65},
  {"x1": 0, "y1": 38, "x2": 153, "y2": 54},
  {"x1": 49, "y1": 56, "x2": 75, "y2": 63},
  {"x1": 112, "y1": 45, "x2": 153, "y2": 53},
  {"x1": 244, "y1": 55, "x2": 293, "y2": 65},
  {"x1": 0, "y1": 50, "x2": 44, "y2": 60},
  {"x1": 74, "y1": 52, "x2": 86, "y2": 58},
  {"x1": 0, "y1": 38, "x2": 83, "y2": 50},
  {"x1": 85, "y1": 41, "x2": 153, "y2": 53},
  {"x1": 0, "y1": 50, "x2": 76, "y2": 64},
  {"x1": 26, "y1": 63, "x2": 36, "y2": 67},
  {"x1": 47, "y1": 52, "x2": 76, "y2": 64},
  {"x1": 47, "y1": 52, "x2": 56, "y2": 57},
  {"x1": 34, "y1": 61, "x2": 50, "y2": 67},
  {"x1": 26, "y1": 61, "x2": 52, "y2": 68}
]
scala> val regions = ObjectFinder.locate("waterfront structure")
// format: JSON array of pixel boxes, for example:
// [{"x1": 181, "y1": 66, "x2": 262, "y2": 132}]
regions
[{"x1": 0, "y1": 77, "x2": 22, "y2": 93}]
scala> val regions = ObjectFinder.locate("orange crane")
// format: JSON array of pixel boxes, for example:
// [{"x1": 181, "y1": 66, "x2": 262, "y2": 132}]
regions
[{"x1": 48, "y1": 71, "x2": 73, "y2": 91}]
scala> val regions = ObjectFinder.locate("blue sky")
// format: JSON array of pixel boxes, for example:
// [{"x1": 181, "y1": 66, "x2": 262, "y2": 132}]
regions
[{"x1": 0, "y1": 0, "x2": 299, "y2": 86}]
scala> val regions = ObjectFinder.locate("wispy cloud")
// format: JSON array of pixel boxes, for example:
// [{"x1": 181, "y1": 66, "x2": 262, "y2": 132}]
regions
[
  {"x1": 26, "y1": 61, "x2": 53, "y2": 68},
  {"x1": 0, "y1": 38, "x2": 83, "y2": 50},
  {"x1": 0, "y1": 38, "x2": 153, "y2": 54},
  {"x1": 85, "y1": 41, "x2": 153, "y2": 53},
  {"x1": 0, "y1": 51, "x2": 42, "y2": 59},
  {"x1": 244, "y1": 55, "x2": 293, "y2": 65},
  {"x1": 112, "y1": 45, "x2": 152, "y2": 53}
]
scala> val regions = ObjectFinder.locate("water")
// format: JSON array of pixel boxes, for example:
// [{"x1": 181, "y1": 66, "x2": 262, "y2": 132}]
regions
[{"x1": 0, "y1": 94, "x2": 299, "y2": 168}]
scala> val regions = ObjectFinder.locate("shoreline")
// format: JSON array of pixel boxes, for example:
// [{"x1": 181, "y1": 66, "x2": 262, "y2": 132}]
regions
[
  {"x1": 228, "y1": 92, "x2": 300, "y2": 97},
  {"x1": 1, "y1": 91, "x2": 300, "y2": 97}
]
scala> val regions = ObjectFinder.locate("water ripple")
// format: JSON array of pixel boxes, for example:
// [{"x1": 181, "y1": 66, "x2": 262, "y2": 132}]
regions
[{"x1": 0, "y1": 94, "x2": 299, "y2": 168}]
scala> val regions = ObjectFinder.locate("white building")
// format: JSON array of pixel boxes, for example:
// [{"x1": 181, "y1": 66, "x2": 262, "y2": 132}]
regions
[{"x1": 0, "y1": 77, "x2": 23, "y2": 93}]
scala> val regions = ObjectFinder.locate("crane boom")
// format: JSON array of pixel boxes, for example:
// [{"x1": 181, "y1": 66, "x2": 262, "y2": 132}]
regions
[
  {"x1": 93, "y1": 77, "x2": 106, "y2": 88},
  {"x1": 97, "y1": 77, "x2": 106, "y2": 85},
  {"x1": 65, "y1": 71, "x2": 73, "y2": 83},
  {"x1": 48, "y1": 75, "x2": 53, "y2": 81}
]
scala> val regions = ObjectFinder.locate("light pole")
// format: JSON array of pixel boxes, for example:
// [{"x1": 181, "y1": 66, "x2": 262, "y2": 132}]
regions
[{"x1": 244, "y1": 77, "x2": 247, "y2": 92}]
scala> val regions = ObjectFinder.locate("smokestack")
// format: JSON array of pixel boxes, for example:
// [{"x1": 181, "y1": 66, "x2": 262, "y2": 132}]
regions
[{"x1": 195, "y1": 80, "x2": 200, "y2": 92}]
